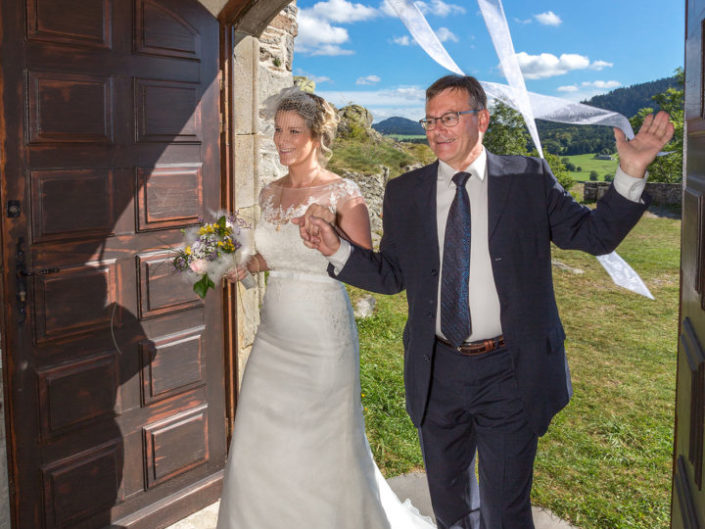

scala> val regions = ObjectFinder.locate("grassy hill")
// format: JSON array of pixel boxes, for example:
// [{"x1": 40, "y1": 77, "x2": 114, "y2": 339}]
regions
[{"x1": 328, "y1": 137, "x2": 434, "y2": 178}]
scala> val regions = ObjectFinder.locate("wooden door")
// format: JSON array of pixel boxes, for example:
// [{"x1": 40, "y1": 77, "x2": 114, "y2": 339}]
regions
[
  {"x1": 0, "y1": 1, "x2": 227, "y2": 528},
  {"x1": 673, "y1": 1, "x2": 705, "y2": 526}
]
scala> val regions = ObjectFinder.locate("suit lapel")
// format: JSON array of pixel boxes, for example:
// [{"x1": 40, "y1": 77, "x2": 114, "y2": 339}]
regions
[
  {"x1": 487, "y1": 152, "x2": 513, "y2": 241},
  {"x1": 414, "y1": 161, "x2": 440, "y2": 263}
]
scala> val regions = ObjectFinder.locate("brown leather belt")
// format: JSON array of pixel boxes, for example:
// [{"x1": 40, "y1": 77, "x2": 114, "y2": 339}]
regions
[{"x1": 436, "y1": 335, "x2": 505, "y2": 356}]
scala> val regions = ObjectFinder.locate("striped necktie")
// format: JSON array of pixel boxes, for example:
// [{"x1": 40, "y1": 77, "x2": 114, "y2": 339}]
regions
[{"x1": 440, "y1": 171, "x2": 472, "y2": 347}]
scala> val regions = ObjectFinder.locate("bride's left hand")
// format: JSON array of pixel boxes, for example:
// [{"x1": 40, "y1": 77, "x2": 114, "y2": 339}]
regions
[{"x1": 225, "y1": 265, "x2": 249, "y2": 282}]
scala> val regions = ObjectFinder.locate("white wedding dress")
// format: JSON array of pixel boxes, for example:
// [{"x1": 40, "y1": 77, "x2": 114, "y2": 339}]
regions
[{"x1": 216, "y1": 178, "x2": 436, "y2": 529}]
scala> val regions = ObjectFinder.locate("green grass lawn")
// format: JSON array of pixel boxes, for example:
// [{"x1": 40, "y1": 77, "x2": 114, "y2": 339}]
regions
[
  {"x1": 351, "y1": 211, "x2": 680, "y2": 529},
  {"x1": 564, "y1": 153, "x2": 620, "y2": 182}
]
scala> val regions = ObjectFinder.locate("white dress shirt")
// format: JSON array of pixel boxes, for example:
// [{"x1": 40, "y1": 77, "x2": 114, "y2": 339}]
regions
[{"x1": 329, "y1": 148, "x2": 647, "y2": 341}]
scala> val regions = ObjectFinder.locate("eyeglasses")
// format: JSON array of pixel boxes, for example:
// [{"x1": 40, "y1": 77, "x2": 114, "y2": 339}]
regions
[{"x1": 419, "y1": 110, "x2": 479, "y2": 130}]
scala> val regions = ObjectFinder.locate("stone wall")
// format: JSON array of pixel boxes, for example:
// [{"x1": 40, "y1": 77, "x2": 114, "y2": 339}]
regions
[
  {"x1": 340, "y1": 168, "x2": 388, "y2": 237},
  {"x1": 232, "y1": 4, "x2": 296, "y2": 382},
  {"x1": 583, "y1": 181, "x2": 683, "y2": 205}
]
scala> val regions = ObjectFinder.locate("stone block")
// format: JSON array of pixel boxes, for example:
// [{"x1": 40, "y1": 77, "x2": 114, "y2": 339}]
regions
[
  {"x1": 0, "y1": 438, "x2": 9, "y2": 529},
  {"x1": 234, "y1": 134, "x2": 257, "y2": 208},
  {"x1": 237, "y1": 277, "x2": 261, "y2": 350},
  {"x1": 233, "y1": 36, "x2": 258, "y2": 135},
  {"x1": 257, "y1": 136, "x2": 287, "y2": 184},
  {"x1": 238, "y1": 345, "x2": 253, "y2": 387}
]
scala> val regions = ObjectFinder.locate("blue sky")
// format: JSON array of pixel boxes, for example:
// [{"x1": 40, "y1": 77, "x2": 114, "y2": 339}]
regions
[{"x1": 292, "y1": 0, "x2": 684, "y2": 123}]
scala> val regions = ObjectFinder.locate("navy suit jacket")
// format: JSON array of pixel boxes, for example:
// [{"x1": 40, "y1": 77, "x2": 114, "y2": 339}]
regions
[{"x1": 332, "y1": 152, "x2": 649, "y2": 435}]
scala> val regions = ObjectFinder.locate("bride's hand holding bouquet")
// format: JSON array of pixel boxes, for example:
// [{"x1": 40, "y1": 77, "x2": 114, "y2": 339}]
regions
[{"x1": 172, "y1": 212, "x2": 254, "y2": 298}]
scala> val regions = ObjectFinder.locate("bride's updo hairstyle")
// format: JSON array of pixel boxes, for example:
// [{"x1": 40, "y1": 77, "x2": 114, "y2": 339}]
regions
[{"x1": 274, "y1": 88, "x2": 339, "y2": 166}]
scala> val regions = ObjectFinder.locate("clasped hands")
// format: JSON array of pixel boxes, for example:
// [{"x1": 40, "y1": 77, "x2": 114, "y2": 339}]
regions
[{"x1": 292, "y1": 204, "x2": 342, "y2": 257}]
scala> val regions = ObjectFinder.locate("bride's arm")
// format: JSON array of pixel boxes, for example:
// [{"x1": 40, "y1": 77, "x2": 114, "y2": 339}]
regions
[
  {"x1": 226, "y1": 253, "x2": 268, "y2": 282},
  {"x1": 336, "y1": 199, "x2": 372, "y2": 250},
  {"x1": 246, "y1": 253, "x2": 269, "y2": 273}
]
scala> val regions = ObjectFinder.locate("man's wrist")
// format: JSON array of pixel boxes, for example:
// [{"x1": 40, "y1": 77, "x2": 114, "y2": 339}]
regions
[
  {"x1": 613, "y1": 165, "x2": 647, "y2": 203},
  {"x1": 328, "y1": 239, "x2": 352, "y2": 273}
]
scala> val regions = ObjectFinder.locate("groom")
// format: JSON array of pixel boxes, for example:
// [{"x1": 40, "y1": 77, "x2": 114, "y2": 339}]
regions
[{"x1": 297, "y1": 75, "x2": 673, "y2": 529}]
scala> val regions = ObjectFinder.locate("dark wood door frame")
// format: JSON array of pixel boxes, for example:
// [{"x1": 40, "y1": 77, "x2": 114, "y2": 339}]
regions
[{"x1": 220, "y1": 20, "x2": 238, "y2": 443}]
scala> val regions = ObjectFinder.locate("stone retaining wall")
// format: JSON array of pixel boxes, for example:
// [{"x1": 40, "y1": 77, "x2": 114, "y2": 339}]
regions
[{"x1": 583, "y1": 181, "x2": 682, "y2": 205}]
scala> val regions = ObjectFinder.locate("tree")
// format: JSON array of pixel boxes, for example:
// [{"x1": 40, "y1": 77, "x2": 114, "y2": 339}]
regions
[
  {"x1": 483, "y1": 101, "x2": 530, "y2": 155},
  {"x1": 628, "y1": 67, "x2": 683, "y2": 183},
  {"x1": 483, "y1": 101, "x2": 573, "y2": 190},
  {"x1": 589, "y1": 170, "x2": 599, "y2": 181},
  {"x1": 528, "y1": 150, "x2": 574, "y2": 191}
]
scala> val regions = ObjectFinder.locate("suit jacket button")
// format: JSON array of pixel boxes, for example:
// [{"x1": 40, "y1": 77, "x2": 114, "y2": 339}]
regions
[
  {"x1": 427, "y1": 313, "x2": 434, "y2": 319},
  {"x1": 431, "y1": 268, "x2": 438, "y2": 276},
  {"x1": 424, "y1": 354, "x2": 430, "y2": 362}
]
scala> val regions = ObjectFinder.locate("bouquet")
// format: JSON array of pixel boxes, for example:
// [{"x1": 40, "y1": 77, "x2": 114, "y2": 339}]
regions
[{"x1": 173, "y1": 212, "x2": 254, "y2": 298}]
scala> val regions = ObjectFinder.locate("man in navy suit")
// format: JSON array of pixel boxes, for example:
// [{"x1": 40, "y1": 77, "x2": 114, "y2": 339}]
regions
[{"x1": 297, "y1": 75, "x2": 673, "y2": 529}]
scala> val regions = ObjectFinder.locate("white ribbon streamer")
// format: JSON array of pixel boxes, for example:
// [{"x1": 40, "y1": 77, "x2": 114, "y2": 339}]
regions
[
  {"x1": 385, "y1": 0, "x2": 635, "y2": 140},
  {"x1": 385, "y1": 0, "x2": 652, "y2": 299},
  {"x1": 477, "y1": 0, "x2": 543, "y2": 157},
  {"x1": 385, "y1": 0, "x2": 464, "y2": 75},
  {"x1": 596, "y1": 252, "x2": 655, "y2": 299}
]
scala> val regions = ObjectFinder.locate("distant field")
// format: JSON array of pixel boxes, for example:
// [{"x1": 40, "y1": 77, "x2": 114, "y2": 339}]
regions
[
  {"x1": 564, "y1": 153, "x2": 619, "y2": 182},
  {"x1": 387, "y1": 134, "x2": 427, "y2": 142}
]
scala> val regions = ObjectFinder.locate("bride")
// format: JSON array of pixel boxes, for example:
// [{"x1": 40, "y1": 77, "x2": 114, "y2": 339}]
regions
[{"x1": 215, "y1": 88, "x2": 435, "y2": 529}]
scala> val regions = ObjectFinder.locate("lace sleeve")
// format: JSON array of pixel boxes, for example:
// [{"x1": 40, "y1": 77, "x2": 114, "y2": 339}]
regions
[{"x1": 330, "y1": 179, "x2": 366, "y2": 213}]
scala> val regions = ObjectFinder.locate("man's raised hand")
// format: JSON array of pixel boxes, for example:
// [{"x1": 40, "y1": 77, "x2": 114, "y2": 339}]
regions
[{"x1": 614, "y1": 110, "x2": 675, "y2": 179}]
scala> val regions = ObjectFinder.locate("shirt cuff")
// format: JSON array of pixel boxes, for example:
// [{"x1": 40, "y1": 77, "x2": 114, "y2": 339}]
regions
[
  {"x1": 328, "y1": 239, "x2": 352, "y2": 274},
  {"x1": 613, "y1": 165, "x2": 647, "y2": 203}
]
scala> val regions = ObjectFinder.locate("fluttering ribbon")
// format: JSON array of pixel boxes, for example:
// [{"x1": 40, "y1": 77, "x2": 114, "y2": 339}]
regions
[
  {"x1": 385, "y1": 0, "x2": 654, "y2": 299},
  {"x1": 476, "y1": 0, "x2": 543, "y2": 158}
]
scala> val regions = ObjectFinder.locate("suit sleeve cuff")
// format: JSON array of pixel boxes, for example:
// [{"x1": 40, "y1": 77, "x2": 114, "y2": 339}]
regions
[
  {"x1": 613, "y1": 166, "x2": 647, "y2": 203},
  {"x1": 328, "y1": 239, "x2": 352, "y2": 274}
]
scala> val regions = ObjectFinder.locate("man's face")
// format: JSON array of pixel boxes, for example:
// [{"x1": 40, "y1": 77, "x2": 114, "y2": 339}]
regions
[{"x1": 425, "y1": 87, "x2": 489, "y2": 171}]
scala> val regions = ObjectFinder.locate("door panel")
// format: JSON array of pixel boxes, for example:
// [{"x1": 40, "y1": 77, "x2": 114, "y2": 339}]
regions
[
  {"x1": 0, "y1": 0, "x2": 226, "y2": 527},
  {"x1": 673, "y1": 1, "x2": 705, "y2": 527}
]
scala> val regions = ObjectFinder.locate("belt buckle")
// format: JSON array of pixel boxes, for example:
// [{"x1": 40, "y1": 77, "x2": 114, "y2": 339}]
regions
[{"x1": 459, "y1": 336, "x2": 503, "y2": 356}]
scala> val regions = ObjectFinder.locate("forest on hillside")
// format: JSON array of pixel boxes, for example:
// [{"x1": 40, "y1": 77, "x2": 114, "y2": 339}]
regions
[{"x1": 537, "y1": 75, "x2": 679, "y2": 155}]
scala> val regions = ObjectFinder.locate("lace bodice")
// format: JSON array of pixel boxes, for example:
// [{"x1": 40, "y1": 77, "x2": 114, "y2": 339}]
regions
[{"x1": 254, "y1": 178, "x2": 364, "y2": 276}]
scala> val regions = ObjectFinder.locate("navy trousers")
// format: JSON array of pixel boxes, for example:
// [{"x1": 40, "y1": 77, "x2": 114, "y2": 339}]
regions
[{"x1": 419, "y1": 341, "x2": 538, "y2": 529}]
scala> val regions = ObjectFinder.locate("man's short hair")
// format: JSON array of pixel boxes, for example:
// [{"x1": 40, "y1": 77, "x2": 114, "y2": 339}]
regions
[{"x1": 426, "y1": 75, "x2": 487, "y2": 110}]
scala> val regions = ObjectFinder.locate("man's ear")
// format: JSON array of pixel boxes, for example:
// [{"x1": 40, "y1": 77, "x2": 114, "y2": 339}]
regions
[{"x1": 478, "y1": 108, "x2": 491, "y2": 133}]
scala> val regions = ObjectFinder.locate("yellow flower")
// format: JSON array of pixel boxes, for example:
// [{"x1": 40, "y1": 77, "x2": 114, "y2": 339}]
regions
[
  {"x1": 199, "y1": 224, "x2": 215, "y2": 236},
  {"x1": 184, "y1": 246, "x2": 192, "y2": 255}
]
